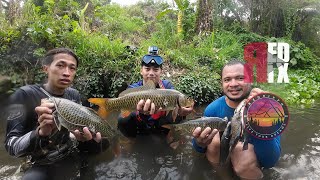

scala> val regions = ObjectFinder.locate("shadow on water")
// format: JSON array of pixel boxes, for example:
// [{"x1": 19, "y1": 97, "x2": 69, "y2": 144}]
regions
[{"x1": 1, "y1": 101, "x2": 320, "y2": 179}]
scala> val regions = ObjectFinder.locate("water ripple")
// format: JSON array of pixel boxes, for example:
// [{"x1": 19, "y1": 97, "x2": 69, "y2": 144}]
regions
[{"x1": 95, "y1": 157, "x2": 141, "y2": 180}]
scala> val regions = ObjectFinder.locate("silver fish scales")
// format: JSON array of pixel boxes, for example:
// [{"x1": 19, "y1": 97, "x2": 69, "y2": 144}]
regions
[
  {"x1": 108, "y1": 88, "x2": 192, "y2": 111},
  {"x1": 220, "y1": 99, "x2": 248, "y2": 165},
  {"x1": 164, "y1": 117, "x2": 228, "y2": 135},
  {"x1": 40, "y1": 88, "x2": 116, "y2": 140},
  {"x1": 88, "y1": 80, "x2": 193, "y2": 119}
]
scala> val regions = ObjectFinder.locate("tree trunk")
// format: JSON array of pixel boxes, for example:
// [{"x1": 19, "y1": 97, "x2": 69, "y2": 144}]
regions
[
  {"x1": 6, "y1": 0, "x2": 23, "y2": 25},
  {"x1": 195, "y1": 0, "x2": 214, "y2": 35}
]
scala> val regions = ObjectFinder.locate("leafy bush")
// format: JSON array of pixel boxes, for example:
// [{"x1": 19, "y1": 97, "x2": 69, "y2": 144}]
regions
[
  {"x1": 259, "y1": 68, "x2": 320, "y2": 107},
  {"x1": 0, "y1": 0, "x2": 319, "y2": 108},
  {"x1": 289, "y1": 42, "x2": 319, "y2": 69},
  {"x1": 173, "y1": 66, "x2": 221, "y2": 105}
]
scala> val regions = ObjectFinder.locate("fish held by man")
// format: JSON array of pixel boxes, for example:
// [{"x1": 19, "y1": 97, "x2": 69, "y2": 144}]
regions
[
  {"x1": 220, "y1": 99, "x2": 249, "y2": 165},
  {"x1": 88, "y1": 80, "x2": 194, "y2": 120},
  {"x1": 162, "y1": 117, "x2": 228, "y2": 149},
  {"x1": 40, "y1": 88, "x2": 117, "y2": 141},
  {"x1": 162, "y1": 117, "x2": 228, "y2": 135}
]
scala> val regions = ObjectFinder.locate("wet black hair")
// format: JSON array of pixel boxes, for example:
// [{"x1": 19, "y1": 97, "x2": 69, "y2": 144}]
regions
[{"x1": 42, "y1": 48, "x2": 79, "y2": 67}]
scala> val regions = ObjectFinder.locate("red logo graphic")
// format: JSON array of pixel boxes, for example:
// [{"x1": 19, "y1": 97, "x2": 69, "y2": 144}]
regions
[{"x1": 244, "y1": 42, "x2": 290, "y2": 83}]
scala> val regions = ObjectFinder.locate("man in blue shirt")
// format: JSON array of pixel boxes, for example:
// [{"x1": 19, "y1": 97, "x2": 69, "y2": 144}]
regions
[
  {"x1": 192, "y1": 59, "x2": 281, "y2": 179},
  {"x1": 118, "y1": 46, "x2": 193, "y2": 138}
]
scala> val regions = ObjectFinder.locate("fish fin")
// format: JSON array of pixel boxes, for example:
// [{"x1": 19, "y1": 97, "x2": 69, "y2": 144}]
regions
[
  {"x1": 118, "y1": 88, "x2": 139, "y2": 97},
  {"x1": 86, "y1": 107, "x2": 100, "y2": 115},
  {"x1": 191, "y1": 109, "x2": 197, "y2": 118},
  {"x1": 172, "y1": 106, "x2": 179, "y2": 123},
  {"x1": 169, "y1": 141, "x2": 180, "y2": 150},
  {"x1": 53, "y1": 111, "x2": 62, "y2": 131},
  {"x1": 242, "y1": 133, "x2": 249, "y2": 150},
  {"x1": 88, "y1": 98, "x2": 110, "y2": 120},
  {"x1": 109, "y1": 135, "x2": 121, "y2": 158},
  {"x1": 144, "y1": 80, "x2": 156, "y2": 89},
  {"x1": 39, "y1": 87, "x2": 53, "y2": 98},
  {"x1": 220, "y1": 121, "x2": 231, "y2": 165},
  {"x1": 118, "y1": 80, "x2": 156, "y2": 97},
  {"x1": 166, "y1": 130, "x2": 174, "y2": 143},
  {"x1": 164, "y1": 110, "x2": 169, "y2": 118},
  {"x1": 120, "y1": 110, "x2": 131, "y2": 118},
  {"x1": 166, "y1": 130, "x2": 179, "y2": 150},
  {"x1": 112, "y1": 141, "x2": 121, "y2": 158},
  {"x1": 161, "y1": 124, "x2": 172, "y2": 129}
]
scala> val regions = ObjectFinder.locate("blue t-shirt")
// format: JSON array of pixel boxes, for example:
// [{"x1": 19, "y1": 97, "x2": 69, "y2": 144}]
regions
[{"x1": 204, "y1": 96, "x2": 281, "y2": 168}]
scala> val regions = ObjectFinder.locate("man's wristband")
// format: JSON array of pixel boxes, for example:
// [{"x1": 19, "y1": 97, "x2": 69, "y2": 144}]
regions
[{"x1": 192, "y1": 138, "x2": 207, "y2": 153}]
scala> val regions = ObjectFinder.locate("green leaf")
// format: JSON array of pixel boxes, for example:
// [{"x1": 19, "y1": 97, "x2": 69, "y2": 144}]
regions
[
  {"x1": 157, "y1": 9, "x2": 176, "y2": 19},
  {"x1": 290, "y1": 58, "x2": 297, "y2": 66}
]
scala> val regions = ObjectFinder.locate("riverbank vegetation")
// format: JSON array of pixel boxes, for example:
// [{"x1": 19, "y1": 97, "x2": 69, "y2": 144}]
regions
[{"x1": 0, "y1": 0, "x2": 319, "y2": 107}]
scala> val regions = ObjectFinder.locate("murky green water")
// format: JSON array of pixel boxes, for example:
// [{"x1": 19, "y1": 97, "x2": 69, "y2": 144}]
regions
[{"x1": 1, "y1": 102, "x2": 320, "y2": 179}]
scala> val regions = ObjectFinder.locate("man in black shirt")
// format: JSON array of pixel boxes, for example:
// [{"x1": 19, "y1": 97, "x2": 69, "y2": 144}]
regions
[{"x1": 4, "y1": 48, "x2": 107, "y2": 180}]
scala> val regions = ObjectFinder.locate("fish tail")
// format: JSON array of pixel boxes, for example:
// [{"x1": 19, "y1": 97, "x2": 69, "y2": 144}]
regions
[
  {"x1": 220, "y1": 121, "x2": 231, "y2": 165},
  {"x1": 110, "y1": 134, "x2": 121, "y2": 157},
  {"x1": 110, "y1": 129, "x2": 129, "y2": 157},
  {"x1": 88, "y1": 98, "x2": 110, "y2": 120}
]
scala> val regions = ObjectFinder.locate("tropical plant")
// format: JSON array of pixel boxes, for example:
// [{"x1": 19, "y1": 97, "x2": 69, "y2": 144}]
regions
[{"x1": 157, "y1": 0, "x2": 190, "y2": 35}]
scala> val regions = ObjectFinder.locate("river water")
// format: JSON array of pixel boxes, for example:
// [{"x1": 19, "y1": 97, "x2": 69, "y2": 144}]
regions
[{"x1": 0, "y1": 102, "x2": 319, "y2": 179}]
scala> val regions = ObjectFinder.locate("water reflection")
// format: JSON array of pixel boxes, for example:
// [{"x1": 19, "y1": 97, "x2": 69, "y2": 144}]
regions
[
  {"x1": 95, "y1": 157, "x2": 140, "y2": 179},
  {"x1": 90, "y1": 134, "x2": 215, "y2": 180},
  {"x1": 0, "y1": 103, "x2": 320, "y2": 179},
  {"x1": 264, "y1": 103, "x2": 320, "y2": 179}
]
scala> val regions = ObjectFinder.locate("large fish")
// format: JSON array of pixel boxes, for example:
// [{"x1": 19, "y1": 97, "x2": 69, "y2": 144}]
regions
[
  {"x1": 162, "y1": 117, "x2": 228, "y2": 135},
  {"x1": 88, "y1": 80, "x2": 193, "y2": 120},
  {"x1": 162, "y1": 117, "x2": 228, "y2": 149},
  {"x1": 40, "y1": 88, "x2": 117, "y2": 140},
  {"x1": 220, "y1": 99, "x2": 249, "y2": 165}
]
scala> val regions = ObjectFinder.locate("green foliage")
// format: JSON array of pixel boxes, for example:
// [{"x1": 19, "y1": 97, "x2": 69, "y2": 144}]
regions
[
  {"x1": 182, "y1": 6, "x2": 196, "y2": 40},
  {"x1": 214, "y1": 30, "x2": 243, "y2": 61},
  {"x1": 289, "y1": 42, "x2": 319, "y2": 68},
  {"x1": 285, "y1": 79, "x2": 319, "y2": 106},
  {"x1": 263, "y1": 37, "x2": 319, "y2": 69},
  {"x1": 259, "y1": 67, "x2": 320, "y2": 108},
  {"x1": 173, "y1": 67, "x2": 221, "y2": 105},
  {"x1": 0, "y1": 0, "x2": 319, "y2": 108}
]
